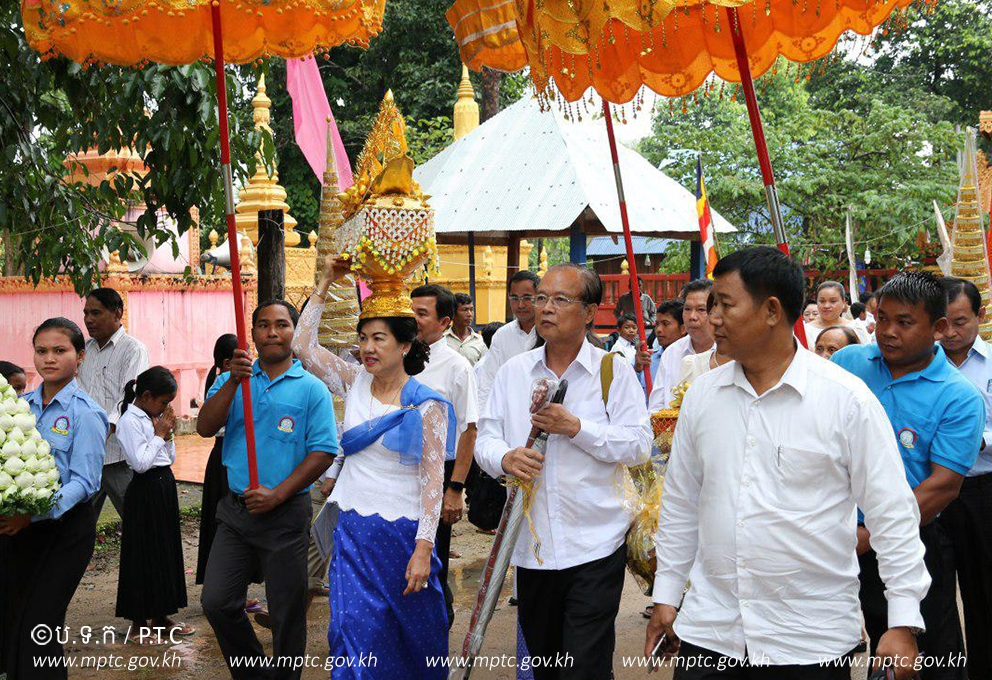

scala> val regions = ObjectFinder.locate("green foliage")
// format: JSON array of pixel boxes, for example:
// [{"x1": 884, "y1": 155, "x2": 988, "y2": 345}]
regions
[
  {"x1": 639, "y1": 60, "x2": 960, "y2": 272},
  {"x1": 407, "y1": 116, "x2": 454, "y2": 166},
  {"x1": 1, "y1": 3, "x2": 266, "y2": 293}
]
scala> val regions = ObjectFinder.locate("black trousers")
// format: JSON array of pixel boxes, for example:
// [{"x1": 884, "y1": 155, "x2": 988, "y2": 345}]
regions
[
  {"x1": 0, "y1": 502, "x2": 97, "y2": 680},
  {"x1": 673, "y1": 641, "x2": 855, "y2": 680},
  {"x1": 201, "y1": 493, "x2": 311, "y2": 680},
  {"x1": 859, "y1": 520, "x2": 965, "y2": 680},
  {"x1": 435, "y1": 459, "x2": 456, "y2": 630},
  {"x1": 517, "y1": 543, "x2": 627, "y2": 680},
  {"x1": 940, "y1": 472, "x2": 992, "y2": 680}
]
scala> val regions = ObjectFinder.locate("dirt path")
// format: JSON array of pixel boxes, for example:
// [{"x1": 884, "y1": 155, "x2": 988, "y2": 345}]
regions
[{"x1": 61, "y1": 507, "x2": 677, "y2": 679}]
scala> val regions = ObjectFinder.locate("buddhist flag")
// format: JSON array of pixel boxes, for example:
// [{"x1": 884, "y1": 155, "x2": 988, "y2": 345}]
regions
[
  {"x1": 696, "y1": 158, "x2": 718, "y2": 278},
  {"x1": 286, "y1": 56, "x2": 353, "y2": 189}
]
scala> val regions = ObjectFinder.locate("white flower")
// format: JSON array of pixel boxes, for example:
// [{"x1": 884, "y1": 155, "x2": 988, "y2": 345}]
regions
[
  {"x1": 20, "y1": 439, "x2": 38, "y2": 458},
  {"x1": 0, "y1": 414, "x2": 14, "y2": 431},
  {"x1": 48, "y1": 468, "x2": 61, "y2": 484},
  {"x1": 23, "y1": 455, "x2": 39, "y2": 473},
  {"x1": 32, "y1": 473, "x2": 49, "y2": 489},
  {"x1": 14, "y1": 472, "x2": 34, "y2": 489},
  {"x1": 0, "y1": 470, "x2": 12, "y2": 490},
  {"x1": 30, "y1": 429, "x2": 42, "y2": 442},
  {"x1": 2, "y1": 452, "x2": 23, "y2": 473},
  {"x1": 0, "y1": 429, "x2": 6, "y2": 447},
  {"x1": 8, "y1": 427, "x2": 25, "y2": 444},
  {"x1": 0, "y1": 374, "x2": 8, "y2": 389},
  {"x1": 35, "y1": 487, "x2": 52, "y2": 501},
  {"x1": 13, "y1": 413, "x2": 36, "y2": 432},
  {"x1": 37, "y1": 440, "x2": 51, "y2": 457},
  {"x1": 15, "y1": 398, "x2": 31, "y2": 415}
]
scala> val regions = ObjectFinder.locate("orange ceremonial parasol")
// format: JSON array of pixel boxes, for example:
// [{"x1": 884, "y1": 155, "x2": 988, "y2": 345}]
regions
[
  {"x1": 448, "y1": 0, "x2": 923, "y2": 350},
  {"x1": 21, "y1": 0, "x2": 386, "y2": 488}
]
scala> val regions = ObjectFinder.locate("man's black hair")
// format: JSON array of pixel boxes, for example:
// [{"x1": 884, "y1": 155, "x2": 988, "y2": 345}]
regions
[
  {"x1": 680, "y1": 278, "x2": 714, "y2": 300},
  {"x1": 711, "y1": 246, "x2": 805, "y2": 325},
  {"x1": 252, "y1": 299, "x2": 300, "y2": 327},
  {"x1": 656, "y1": 300, "x2": 684, "y2": 326},
  {"x1": 877, "y1": 271, "x2": 946, "y2": 323},
  {"x1": 411, "y1": 284, "x2": 457, "y2": 322},
  {"x1": 940, "y1": 277, "x2": 982, "y2": 316},
  {"x1": 509, "y1": 270, "x2": 541, "y2": 289},
  {"x1": 850, "y1": 302, "x2": 866, "y2": 319},
  {"x1": 86, "y1": 287, "x2": 125, "y2": 313},
  {"x1": 454, "y1": 292, "x2": 473, "y2": 308}
]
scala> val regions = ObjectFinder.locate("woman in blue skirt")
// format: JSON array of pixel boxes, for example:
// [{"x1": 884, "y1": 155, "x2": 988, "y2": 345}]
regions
[{"x1": 293, "y1": 256, "x2": 456, "y2": 679}]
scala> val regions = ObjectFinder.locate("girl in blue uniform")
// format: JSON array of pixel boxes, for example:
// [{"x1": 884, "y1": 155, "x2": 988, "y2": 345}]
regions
[{"x1": 0, "y1": 318, "x2": 108, "y2": 680}]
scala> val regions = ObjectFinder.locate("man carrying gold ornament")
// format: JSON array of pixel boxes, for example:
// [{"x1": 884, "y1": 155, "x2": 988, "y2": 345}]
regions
[{"x1": 476, "y1": 264, "x2": 650, "y2": 680}]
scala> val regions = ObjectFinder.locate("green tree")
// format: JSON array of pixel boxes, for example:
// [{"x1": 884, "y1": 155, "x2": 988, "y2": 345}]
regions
[
  {"x1": 1, "y1": 3, "x2": 267, "y2": 293},
  {"x1": 639, "y1": 66, "x2": 959, "y2": 273}
]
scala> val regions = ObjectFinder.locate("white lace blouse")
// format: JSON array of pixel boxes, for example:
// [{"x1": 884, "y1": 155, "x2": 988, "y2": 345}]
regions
[{"x1": 292, "y1": 299, "x2": 447, "y2": 543}]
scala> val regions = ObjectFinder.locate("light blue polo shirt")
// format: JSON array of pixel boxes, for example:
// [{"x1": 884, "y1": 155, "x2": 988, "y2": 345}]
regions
[
  {"x1": 25, "y1": 379, "x2": 109, "y2": 520},
  {"x1": 208, "y1": 359, "x2": 338, "y2": 495},
  {"x1": 832, "y1": 343, "x2": 985, "y2": 488}
]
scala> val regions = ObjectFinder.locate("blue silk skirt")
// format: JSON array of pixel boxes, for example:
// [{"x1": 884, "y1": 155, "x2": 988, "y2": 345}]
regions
[{"x1": 328, "y1": 509, "x2": 448, "y2": 679}]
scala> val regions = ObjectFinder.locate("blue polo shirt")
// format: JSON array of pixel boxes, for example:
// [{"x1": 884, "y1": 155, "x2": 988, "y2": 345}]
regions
[
  {"x1": 25, "y1": 379, "x2": 109, "y2": 520},
  {"x1": 207, "y1": 359, "x2": 338, "y2": 495},
  {"x1": 831, "y1": 343, "x2": 984, "y2": 489}
]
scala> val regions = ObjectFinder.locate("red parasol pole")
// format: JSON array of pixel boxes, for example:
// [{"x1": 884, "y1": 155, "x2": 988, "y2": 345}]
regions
[
  {"x1": 726, "y1": 7, "x2": 808, "y2": 348},
  {"x1": 602, "y1": 100, "x2": 653, "y2": 393},
  {"x1": 211, "y1": 1, "x2": 260, "y2": 489}
]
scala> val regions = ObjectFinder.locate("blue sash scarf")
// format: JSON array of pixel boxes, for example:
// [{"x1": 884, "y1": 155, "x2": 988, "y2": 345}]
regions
[{"x1": 339, "y1": 377, "x2": 457, "y2": 465}]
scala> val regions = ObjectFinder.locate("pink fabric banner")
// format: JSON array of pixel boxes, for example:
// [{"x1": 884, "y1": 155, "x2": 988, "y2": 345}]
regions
[{"x1": 285, "y1": 57, "x2": 354, "y2": 189}]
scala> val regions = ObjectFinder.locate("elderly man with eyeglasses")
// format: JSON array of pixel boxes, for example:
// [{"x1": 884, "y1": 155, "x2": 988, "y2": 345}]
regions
[{"x1": 476, "y1": 264, "x2": 652, "y2": 680}]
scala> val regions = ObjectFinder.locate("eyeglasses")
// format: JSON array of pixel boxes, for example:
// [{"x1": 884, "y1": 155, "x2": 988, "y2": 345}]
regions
[
  {"x1": 508, "y1": 295, "x2": 535, "y2": 304},
  {"x1": 534, "y1": 294, "x2": 586, "y2": 308}
]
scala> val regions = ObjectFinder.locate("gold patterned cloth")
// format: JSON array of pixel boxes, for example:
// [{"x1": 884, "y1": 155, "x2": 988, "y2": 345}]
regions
[
  {"x1": 447, "y1": 0, "x2": 920, "y2": 102},
  {"x1": 21, "y1": 0, "x2": 385, "y2": 65}
]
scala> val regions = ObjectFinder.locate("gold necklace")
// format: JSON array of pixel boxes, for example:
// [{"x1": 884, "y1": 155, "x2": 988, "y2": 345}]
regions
[{"x1": 368, "y1": 378, "x2": 405, "y2": 431}]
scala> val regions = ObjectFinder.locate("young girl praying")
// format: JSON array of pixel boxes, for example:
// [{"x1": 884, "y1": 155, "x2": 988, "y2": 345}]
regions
[{"x1": 114, "y1": 366, "x2": 194, "y2": 643}]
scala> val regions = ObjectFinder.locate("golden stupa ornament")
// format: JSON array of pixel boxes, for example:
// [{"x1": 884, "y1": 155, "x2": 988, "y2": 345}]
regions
[
  {"x1": 235, "y1": 74, "x2": 299, "y2": 246},
  {"x1": 333, "y1": 91, "x2": 439, "y2": 320},
  {"x1": 949, "y1": 128, "x2": 992, "y2": 340}
]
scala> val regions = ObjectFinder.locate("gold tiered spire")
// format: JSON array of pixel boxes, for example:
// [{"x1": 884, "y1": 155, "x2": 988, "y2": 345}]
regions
[
  {"x1": 950, "y1": 128, "x2": 992, "y2": 340},
  {"x1": 314, "y1": 119, "x2": 361, "y2": 348},
  {"x1": 235, "y1": 75, "x2": 299, "y2": 247},
  {"x1": 453, "y1": 65, "x2": 479, "y2": 141}
]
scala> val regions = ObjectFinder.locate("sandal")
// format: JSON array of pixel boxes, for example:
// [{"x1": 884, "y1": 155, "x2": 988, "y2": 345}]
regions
[
  {"x1": 244, "y1": 599, "x2": 264, "y2": 614},
  {"x1": 169, "y1": 623, "x2": 196, "y2": 637}
]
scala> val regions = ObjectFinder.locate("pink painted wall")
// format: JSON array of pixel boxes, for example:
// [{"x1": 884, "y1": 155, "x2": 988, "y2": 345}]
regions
[{"x1": 1, "y1": 287, "x2": 246, "y2": 417}]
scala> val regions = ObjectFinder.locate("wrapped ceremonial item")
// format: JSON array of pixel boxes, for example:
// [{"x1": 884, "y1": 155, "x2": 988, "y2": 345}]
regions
[
  {"x1": 0, "y1": 376, "x2": 61, "y2": 517},
  {"x1": 624, "y1": 382, "x2": 687, "y2": 592},
  {"x1": 329, "y1": 91, "x2": 439, "y2": 321},
  {"x1": 452, "y1": 379, "x2": 567, "y2": 680}
]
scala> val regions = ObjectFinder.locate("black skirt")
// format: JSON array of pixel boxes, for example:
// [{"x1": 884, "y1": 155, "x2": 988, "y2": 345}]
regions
[
  {"x1": 195, "y1": 437, "x2": 226, "y2": 585},
  {"x1": 1, "y1": 502, "x2": 97, "y2": 680},
  {"x1": 116, "y1": 465, "x2": 187, "y2": 621}
]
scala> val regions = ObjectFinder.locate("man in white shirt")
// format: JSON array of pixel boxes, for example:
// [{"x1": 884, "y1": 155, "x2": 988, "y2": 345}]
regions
[
  {"x1": 411, "y1": 284, "x2": 479, "y2": 629},
  {"x1": 78, "y1": 287, "x2": 149, "y2": 518},
  {"x1": 475, "y1": 270, "x2": 540, "y2": 412},
  {"x1": 646, "y1": 247, "x2": 929, "y2": 680},
  {"x1": 476, "y1": 264, "x2": 651, "y2": 680},
  {"x1": 648, "y1": 279, "x2": 714, "y2": 411},
  {"x1": 445, "y1": 292, "x2": 487, "y2": 365},
  {"x1": 938, "y1": 277, "x2": 992, "y2": 680}
]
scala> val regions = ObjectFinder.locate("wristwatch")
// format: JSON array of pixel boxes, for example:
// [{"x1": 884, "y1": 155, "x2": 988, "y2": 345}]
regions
[{"x1": 448, "y1": 481, "x2": 465, "y2": 493}]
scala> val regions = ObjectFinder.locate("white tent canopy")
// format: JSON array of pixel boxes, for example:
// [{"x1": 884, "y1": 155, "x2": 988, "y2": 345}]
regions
[{"x1": 413, "y1": 96, "x2": 736, "y2": 240}]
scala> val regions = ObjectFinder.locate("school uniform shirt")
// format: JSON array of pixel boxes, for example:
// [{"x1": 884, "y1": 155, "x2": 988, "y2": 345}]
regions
[
  {"x1": 77, "y1": 326, "x2": 149, "y2": 465},
  {"x1": 611, "y1": 335, "x2": 638, "y2": 364},
  {"x1": 444, "y1": 327, "x2": 487, "y2": 366},
  {"x1": 116, "y1": 404, "x2": 177, "y2": 474},
  {"x1": 25, "y1": 379, "x2": 109, "y2": 520},
  {"x1": 207, "y1": 360, "x2": 339, "y2": 495},
  {"x1": 476, "y1": 339, "x2": 652, "y2": 570},
  {"x1": 831, "y1": 343, "x2": 985, "y2": 488},
  {"x1": 648, "y1": 334, "x2": 711, "y2": 412},
  {"x1": 654, "y1": 347, "x2": 929, "y2": 665},
  {"x1": 474, "y1": 319, "x2": 537, "y2": 412},
  {"x1": 419, "y1": 337, "x2": 478, "y2": 439},
  {"x1": 945, "y1": 335, "x2": 992, "y2": 476}
]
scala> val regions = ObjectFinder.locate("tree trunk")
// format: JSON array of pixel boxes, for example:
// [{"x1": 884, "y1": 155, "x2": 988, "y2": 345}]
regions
[
  {"x1": 257, "y1": 209, "x2": 286, "y2": 302},
  {"x1": 480, "y1": 67, "x2": 502, "y2": 122}
]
